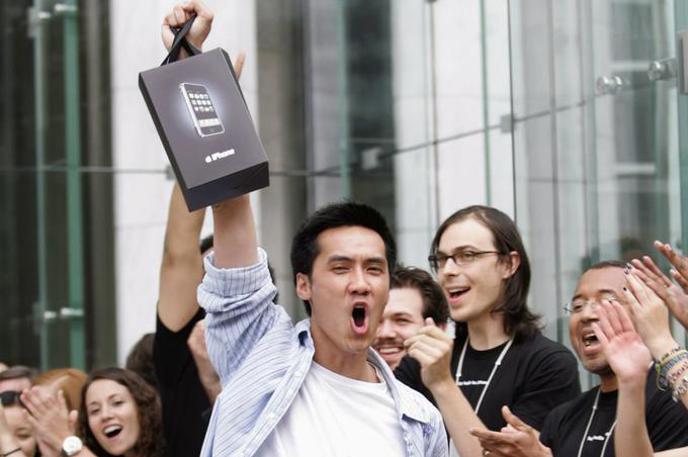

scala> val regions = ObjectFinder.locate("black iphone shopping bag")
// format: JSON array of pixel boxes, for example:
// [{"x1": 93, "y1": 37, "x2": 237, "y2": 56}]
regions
[{"x1": 139, "y1": 17, "x2": 269, "y2": 210}]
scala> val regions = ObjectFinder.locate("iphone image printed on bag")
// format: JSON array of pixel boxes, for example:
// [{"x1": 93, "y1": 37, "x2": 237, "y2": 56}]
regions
[{"x1": 179, "y1": 82, "x2": 225, "y2": 137}]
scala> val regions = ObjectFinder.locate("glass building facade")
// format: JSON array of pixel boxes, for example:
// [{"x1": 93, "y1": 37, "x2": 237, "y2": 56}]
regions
[{"x1": 3, "y1": 0, "x2": 688, "y2": 388}]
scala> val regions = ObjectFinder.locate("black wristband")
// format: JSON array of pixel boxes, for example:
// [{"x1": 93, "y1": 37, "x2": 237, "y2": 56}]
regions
[{"x1": 2, "y1": 448, "x2": 21, "y2": 457}]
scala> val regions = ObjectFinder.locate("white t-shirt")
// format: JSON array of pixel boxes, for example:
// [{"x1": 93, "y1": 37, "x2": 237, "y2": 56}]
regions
[{"x1": 256, "y1": 362, "x2": 406, "y2": 457}]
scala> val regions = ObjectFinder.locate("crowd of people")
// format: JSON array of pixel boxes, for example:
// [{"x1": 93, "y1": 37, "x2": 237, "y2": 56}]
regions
[{"x1": 4, "y1": 1, "x2": 688, "y2": 456}]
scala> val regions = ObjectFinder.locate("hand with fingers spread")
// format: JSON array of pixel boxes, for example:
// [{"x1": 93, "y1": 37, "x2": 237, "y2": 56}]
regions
[
  {"x1": 469, "y1": 406, "x2": 553, "y2": 457},
  {"x1": 20, "y1": 388, "x2": 78, "y2": 457},
  {"x1": 591, "y1": 299, "x2": 656, "y2": 457},
  {"x1": 631, "y1": 252, "x2": 688, "y2": 330},
  {"x1": 591, "y1": 300, "x2": 651, "y2": 384},
  {"x1": 622, "y1": 270, "x2": 679, "y2": 361},
  {"x1": 655, "y1": 240, "x2": 688, "y2": 290},
  {"x1": 404, "y1": 318, "x2": 454, "y2": 390}
]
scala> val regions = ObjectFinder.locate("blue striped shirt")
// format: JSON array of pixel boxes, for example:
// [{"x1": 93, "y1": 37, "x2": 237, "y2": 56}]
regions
[{"x1": 198, "y1": 248, "x2": 448, "y2": 457}]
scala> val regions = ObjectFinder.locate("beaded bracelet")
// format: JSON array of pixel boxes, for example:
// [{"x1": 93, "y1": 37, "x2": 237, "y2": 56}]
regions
[
  {"x1": 655, "y1": 349, "x2": 688, "y2": 377},
  {"x1": 668, "y1": 361, "x2": 688, "y2": 387},
  {"x1": 658, "y1": 346, "x2": 684, "y2": 365},
  {"x1": 672, "y1": 373, "x2": 688, "y2": 402},
  {"x1": 656, "y1": 350, "x2": 688, "y2": 390}
]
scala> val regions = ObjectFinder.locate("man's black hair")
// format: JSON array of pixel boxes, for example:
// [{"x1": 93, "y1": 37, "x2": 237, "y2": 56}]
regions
[
  {"x1": 586, "y1": 260, "x2": 626, "y2": 271},
  {"x1": 290, "y1": 202, "x2": 397, "y2": 316},
  {"x1": 391, "y1": 266, "x2": 449, "y2": 325}
]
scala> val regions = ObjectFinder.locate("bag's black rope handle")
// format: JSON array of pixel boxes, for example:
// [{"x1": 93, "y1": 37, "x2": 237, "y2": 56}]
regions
[{"x1": 161, "y1": 14, "x2": 202, "y2": 66}]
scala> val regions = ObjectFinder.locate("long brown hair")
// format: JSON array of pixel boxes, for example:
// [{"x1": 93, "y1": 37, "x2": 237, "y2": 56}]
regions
[
  {"x1": 78, "y1": 368, "x2": 165, "y2": 457},
  {"x1": 430, "y1": 205, "x2": 540, "y2": 340}
]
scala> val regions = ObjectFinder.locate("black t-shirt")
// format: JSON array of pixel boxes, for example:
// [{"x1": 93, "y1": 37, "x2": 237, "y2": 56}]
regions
[
  {"x1": 395, "y1": 329, "x2": 581, "y2": 431},
  {"x1": 154, "y1": 308, "x2": 211, "y2": 457},
  {"x1": 539, "y1": 369, "x2": 688, "y2": 456}
]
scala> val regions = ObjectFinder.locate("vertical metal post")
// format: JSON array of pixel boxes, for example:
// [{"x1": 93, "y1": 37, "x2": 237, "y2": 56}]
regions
[
  {"x1": 32, "y1": 0, "x2": 50, "y2": 371},
  {"x1": 60, "y1": 0, "x2": 85, "y2": 369},
  {"x1": 336, "y1": 2, "x2": 351, "y2": 199},
  {"x1": 479, "y1": 0, "x2": 492, "y2": 205},
  {"x1": 674, "y1": 3, "x2": 688, "y2": 350},
  {"x1": 545, "y1": 0, "x2": 564, "y2": 344},
  {"x1": 507, "y1": 0, "x2": 518, "y2": 220},
  {"x1": 676, "y1": 5, "x2": 688, "y2": 257},
  {"x1": 428, "y1": 0, "x2": 440, "y2": 224}
]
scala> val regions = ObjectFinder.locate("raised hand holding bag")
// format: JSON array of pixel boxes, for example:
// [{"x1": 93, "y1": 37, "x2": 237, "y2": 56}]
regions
[{"x1": 139, "y1": 16, "x2": 269, "y2": 210}]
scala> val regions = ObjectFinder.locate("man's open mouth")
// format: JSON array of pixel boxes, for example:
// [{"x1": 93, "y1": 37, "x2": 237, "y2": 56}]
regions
[
  {"x1": 582, "y1": 332, "x2": 598, "y2": 347},
  {"x1": 377, "y1": 345, "x2": 403, "y2": 355},
  {"x1": 351, "y1": 304, "x2": 369, "y2": 335},
  {"x1": 352, "y1": 305, "x2": 366, "y2": 328},
  {"x1": 447, "y1": 286, "x2": 470, "y2": 300}
]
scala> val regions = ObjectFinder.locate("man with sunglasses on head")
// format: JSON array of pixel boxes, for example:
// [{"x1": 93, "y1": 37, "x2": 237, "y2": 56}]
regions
[
  {"x1": 0, "y1": 366, "x2": 38, "y2": 457},
  {"x1": 0, "y1": 367, "x2": 35, "y2": 396},
  {"x1": 470, "y1": 260, "x2": 688, "y2": 457}
]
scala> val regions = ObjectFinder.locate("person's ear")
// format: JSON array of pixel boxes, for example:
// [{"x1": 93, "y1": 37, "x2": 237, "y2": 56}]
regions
[
  {"x1": 295, "y1": 273, "x2": 312, "y2": 301},
  {"x1": 501, "y1": 251, "x2": 521, "y2": 279}
]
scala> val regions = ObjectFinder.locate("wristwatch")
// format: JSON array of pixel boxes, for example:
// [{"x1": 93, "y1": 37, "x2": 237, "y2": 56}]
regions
[{"x1": 62, "y1": 436, "x2": 83, "y2": 456}]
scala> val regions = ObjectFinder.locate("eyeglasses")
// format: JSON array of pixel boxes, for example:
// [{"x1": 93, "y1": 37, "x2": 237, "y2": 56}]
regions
[
  {"x1": 563, "y1": 294, "x2": 619, "y2": 315},
  {"x1": 428, "y1": 250, "x2": 501, "y2": 272}
]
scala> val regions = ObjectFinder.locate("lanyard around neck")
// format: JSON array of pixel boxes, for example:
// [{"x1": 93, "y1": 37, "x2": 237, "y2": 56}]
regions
[
  {"x1": 456, "y1": 337, "x2": 514, "y2": 414},
  {"x1": 576, "y1": 389, "x2": 617, "y2": 457}
]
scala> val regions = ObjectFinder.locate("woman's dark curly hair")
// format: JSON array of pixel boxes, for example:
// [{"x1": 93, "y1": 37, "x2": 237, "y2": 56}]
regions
[
  {"x1": 78, "y1": 367, "x2": 165, "y2": 457},
  {"x1": 430, "y1": 205, "x2": 541, "y2": 341}
]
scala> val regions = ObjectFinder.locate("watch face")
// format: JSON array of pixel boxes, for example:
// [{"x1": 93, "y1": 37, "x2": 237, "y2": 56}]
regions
[{"x1": 63, "y1": 436, "x2": 83, "y2": 455}]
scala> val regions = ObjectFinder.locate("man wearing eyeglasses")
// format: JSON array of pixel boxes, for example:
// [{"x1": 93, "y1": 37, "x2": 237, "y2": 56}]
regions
[
  {"x1": 470, "y1": 260, "x2": 688, "y2": 456},
  {"x1": 394, "y1": 205, "x2": 580, "y2": 457}
]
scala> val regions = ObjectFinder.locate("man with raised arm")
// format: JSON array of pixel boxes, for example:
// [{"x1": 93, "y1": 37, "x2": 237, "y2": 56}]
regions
[
  {"x1": 153, "y1": 184, "x2": 218, "y2": 457},
  {"x1": 199, "y1": 189, "x2": 447, "y2": 456},
  {"x1": 174, "y1": 8, "x2": 446, "y2": 456},
  {"x1": 155, "y1": 4, "x2": 249, "y2": 455}
]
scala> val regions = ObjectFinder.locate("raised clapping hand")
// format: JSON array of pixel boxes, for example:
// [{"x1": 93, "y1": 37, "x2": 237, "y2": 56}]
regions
[
  {"x1": 404, "y1": 318, "x2": 453, "y2": 390},
  {"x1": 188, "y1": 319, "x2": 222, "y2": 403},
  {"x1": 591, "y1": 300, "x2": 657, "y2": 457},
  {"x1": 20, "y1": 388, "x2": 77, "y2": 457},
  {"x1": 622, "y1": 270, "x2": 678, "y2": 360},
  {"x1": 469, "y1": 406, "x2": 553, "y2": 457},
  {"x1": 591, "y1": 300, "x2": 652, "y2": 384},
  {"x1": 652, "y1": 241, "x2": 688, "y2": 328}
]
